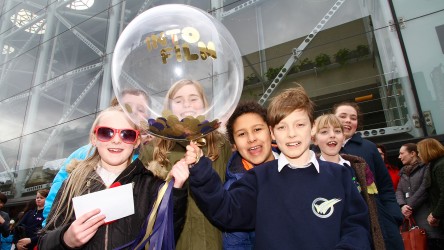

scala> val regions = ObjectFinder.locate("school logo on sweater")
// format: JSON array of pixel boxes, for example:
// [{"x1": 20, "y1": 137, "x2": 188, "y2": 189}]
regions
[{"x1": 312, "y1": 198, "x2": 341, "y2": 218}]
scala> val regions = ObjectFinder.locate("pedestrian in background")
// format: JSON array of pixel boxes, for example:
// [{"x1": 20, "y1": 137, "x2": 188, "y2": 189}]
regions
[
  {"x1": 417, "y1": 138, "x2": 444, "y2": 249},
  {"x1": 377, "y1": 144, "x2": 400, "y2": 189}
]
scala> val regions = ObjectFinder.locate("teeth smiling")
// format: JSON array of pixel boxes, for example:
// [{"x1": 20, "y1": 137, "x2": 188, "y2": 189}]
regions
[
  {"x1": 181, "y1": 112, "x2": 196, "y2": 117},
  {"x1": 109, "y1": 148, "x2": 123, "y2": 152},
  {"x1": 249, "y1": 146, "x2": 261, "y2": 151},
  {"x1": 327, "y1": 141, "x2": 337, "y2": 145},
  {"x1": 286, "y1": 142, "x2": 300, "y2": 146}
]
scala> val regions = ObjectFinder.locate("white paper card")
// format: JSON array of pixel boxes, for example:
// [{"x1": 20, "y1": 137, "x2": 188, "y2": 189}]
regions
[{"x1": 72, "y1": 183, "x2": 134, "y2": 222}]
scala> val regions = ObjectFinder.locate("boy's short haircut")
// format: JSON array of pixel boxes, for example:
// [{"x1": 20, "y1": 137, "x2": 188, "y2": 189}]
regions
[
  {"x1": 313, "y1": 114, "x2": 343, "y2": 135},
  {"x1": 0, "y1": 192, "x2": 7, "y2": 204},
  {"x1": 267, "y1": 86, "x2": 315, "y2": 128},
  {"x1": 226, "y1": 101, "x2": 268, "y2": 144},
  {"x1": 110, "y1": 89, "x2": 150, "y2": 107}
]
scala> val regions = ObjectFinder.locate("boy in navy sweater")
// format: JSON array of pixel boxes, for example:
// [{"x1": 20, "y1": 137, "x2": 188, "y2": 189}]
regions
[
  {"x1": 223, "y1": 101, "x2": 278, "y2": 249},
  {"x1": 183, "y1": 86, "x2": 371, "y2": 249}
]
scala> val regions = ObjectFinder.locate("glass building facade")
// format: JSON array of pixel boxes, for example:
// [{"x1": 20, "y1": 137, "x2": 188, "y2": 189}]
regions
[{"x1": 0, "y1": 0, "x2": 443, "y2": 207}]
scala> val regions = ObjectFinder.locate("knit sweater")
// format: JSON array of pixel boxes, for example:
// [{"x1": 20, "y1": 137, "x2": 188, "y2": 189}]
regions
[{"x1": 190, "y1": 157, "x2": 371, "y2": 250}]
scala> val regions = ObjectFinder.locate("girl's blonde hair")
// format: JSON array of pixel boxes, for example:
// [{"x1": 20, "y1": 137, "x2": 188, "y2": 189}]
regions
[
  {"x1": 154, "y1": 79, "x2": 220, "y2": 167},
  {"x1": 45, "y1": 106, "x2": 138, "y2": 229},
  {"x1": 312, "y1": 114, "x2": 343, "y2": 137}
]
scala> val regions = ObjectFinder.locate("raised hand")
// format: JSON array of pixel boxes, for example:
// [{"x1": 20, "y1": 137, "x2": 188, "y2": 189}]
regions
[
  {"x1": 169, "y1": 159, "x2": 190, "y2": 188},
  {"x1": 63, "y1": 209, "x2": 106, "y2": 248},
  {"x1": 185, "y1": 141, "x2": 202, "y2": 166}
]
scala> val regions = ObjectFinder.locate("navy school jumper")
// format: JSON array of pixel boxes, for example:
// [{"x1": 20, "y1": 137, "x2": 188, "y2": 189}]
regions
[{"x1": 189, "y1": 157, "x2": 371, "y2": 250}]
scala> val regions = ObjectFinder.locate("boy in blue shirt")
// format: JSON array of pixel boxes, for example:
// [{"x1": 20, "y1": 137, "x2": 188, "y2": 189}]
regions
[{"x1": 183, "y1": 86, "x2": 371, "y2": 249}]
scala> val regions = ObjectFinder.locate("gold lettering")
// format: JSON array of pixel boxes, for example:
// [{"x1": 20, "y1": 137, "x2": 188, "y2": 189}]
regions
[
  {"x1": 175, "y1": 45, "x2": 182, "y2": 62},
  {"x1": 198, "y1": 41, "x2": 217, "y2": 60},
  {"x1": 182, "y1": 43, "x2": 199, "y2": 61},
  {"x1": 145, "y1": 37, "x2": 152, "y2": 51},
  {"x1": 181, "y1": 27, "x2": 200, "y2": 44},
  {"x1": 160, "y1": 47, "x2": 173, "y2": 64},
  {"x1": 146, "y1": 33, "x2": 167, "y2": 51},
  {"x1": 146, "y1": 27, "x2": 217, "y2": 64}
]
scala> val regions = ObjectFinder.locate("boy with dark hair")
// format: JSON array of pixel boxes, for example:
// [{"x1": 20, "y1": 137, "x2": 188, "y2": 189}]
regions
[
  {"x1": 0, "y1": 193, "x2": 10, "y2": 238},
  {"x1": 183, "y1": 86, "x2": 371, "y2": 249},
  {"x1": 223, "y1": 101, "x2": 277, "y2": 249}
]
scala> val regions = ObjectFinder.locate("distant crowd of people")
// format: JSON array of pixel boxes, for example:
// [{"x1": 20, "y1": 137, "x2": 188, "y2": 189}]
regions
[{"x1": 0, "y1": 82, "x2": 443, "y2": 250}]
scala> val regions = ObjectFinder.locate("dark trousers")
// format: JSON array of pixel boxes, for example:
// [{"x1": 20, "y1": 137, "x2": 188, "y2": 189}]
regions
[{"x1": 428, "y1": 238, "x2": 444, "y2": 250}]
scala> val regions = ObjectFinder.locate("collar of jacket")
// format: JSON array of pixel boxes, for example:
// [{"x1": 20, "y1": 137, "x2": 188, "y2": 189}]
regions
[
  {"x1": 348, "y1": 133, "x2": 363, "y2": 145},
  {"x1": 88, "y1": 158, "x2": 146, "y2": 188},
  {"x1": 400, "y1": 160, "x2": 424, "y2": 176},
  {"x1": 227, "y1": 151, "x2": 246, "y2": 175}
]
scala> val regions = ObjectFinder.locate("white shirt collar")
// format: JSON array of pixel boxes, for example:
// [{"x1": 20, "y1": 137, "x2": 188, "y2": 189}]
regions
[
  {"x1": 277, "y1": 150, "x2": 320, "y2": 173},
  {"x1": 96, "y1": 165, "x2": 121, "y2": 187},
  {"x1": 319, "y1": 155, "x2": 351, "y2": 167},
  {"x1": 272, "y1": 151, "x2": 279, "y2": 159}
]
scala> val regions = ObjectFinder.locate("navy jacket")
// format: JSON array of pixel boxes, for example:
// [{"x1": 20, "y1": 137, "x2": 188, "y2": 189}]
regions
[
  {"x1": 190, "y1": 157, "x2": 371, "y2": 250},
  {"x1": 341, "y1": 133, "x2": 404, "y2": 249},
  {"x1": 223, "y1": 152, "x2": 255, "y2": 250}
]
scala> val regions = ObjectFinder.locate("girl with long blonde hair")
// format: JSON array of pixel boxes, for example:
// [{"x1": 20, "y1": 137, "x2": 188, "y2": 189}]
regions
[
  {"x1": 140, "y1": 79, "x2": 232, "y2": 250},
  {"x1": 40, "y1": 106, "x2": 188, "y2": 249}
]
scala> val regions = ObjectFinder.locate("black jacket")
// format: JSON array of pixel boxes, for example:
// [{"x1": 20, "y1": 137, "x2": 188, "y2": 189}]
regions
[{"x1": 39, "y1": 158, "x2": 187, "y2": 249}]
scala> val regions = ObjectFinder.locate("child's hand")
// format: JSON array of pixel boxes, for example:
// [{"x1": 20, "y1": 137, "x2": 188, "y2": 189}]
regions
[
  {"x1": 16, "y1": 238, "x2": 31, "y2": 250},
  {"x1": 169, "y1": 159, "x2": 190, "y2": 188},
  {"x1": 185, "y1": 141, "x2": 202, "y2": 165},
  {"x1": 63, "y1": 209, "x2": 106, "y2": 248}
]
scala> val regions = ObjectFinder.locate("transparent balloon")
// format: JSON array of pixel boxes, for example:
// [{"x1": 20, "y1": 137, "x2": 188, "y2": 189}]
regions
[{"x1": 112, "y1": 4, "x2": 243, "y2": 141}]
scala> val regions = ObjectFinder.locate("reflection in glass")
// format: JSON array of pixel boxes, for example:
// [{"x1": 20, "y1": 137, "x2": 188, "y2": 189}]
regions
[{"x1": 10, "y1": 9, "x2": 46, "y2": 34}]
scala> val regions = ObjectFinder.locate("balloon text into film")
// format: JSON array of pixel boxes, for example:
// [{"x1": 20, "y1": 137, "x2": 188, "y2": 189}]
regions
[{"x1": 144, "y1": 27, "x2": 217, "y2": 64}]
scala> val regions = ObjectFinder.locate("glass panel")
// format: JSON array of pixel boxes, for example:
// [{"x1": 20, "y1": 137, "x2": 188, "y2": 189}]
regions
[
  {"x1": 221, "y1": 0, "x2": 362, "y2": 57},
  {"x1": 0, "y1": 89, "x2": 28, "y2": 142},
  {"x1": 399, "y1": 10, "x2": 444, "y2": 135},
  {"x1": 56, "y1": 0, "x2": 112, "y2": 28},
  {"x1": 15, "y1": 114, "x2": 94, "y2": 198},
  {"x1": 392, "y1": 0, "x2": 444, "y2": 21},
  {"x1": 0, "y1": 47, "x2": 39, "y2": 100},
  {"x1": 0, "y1": 138, "x2": 20, "y2": 197},
  {"x1": 22, "y1": 66, "x2": 101, "y2": 134},
  {"x1": 228, "y1": 0, "x2": 423, "y2": 141}
]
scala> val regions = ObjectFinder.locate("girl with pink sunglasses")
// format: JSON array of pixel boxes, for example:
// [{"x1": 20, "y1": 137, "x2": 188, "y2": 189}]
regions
[{"x1": 39, "y1": 106, "x2": 188, "y2": 249}]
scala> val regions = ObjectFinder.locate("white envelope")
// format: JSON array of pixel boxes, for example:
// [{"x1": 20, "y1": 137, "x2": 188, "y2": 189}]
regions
[{"x1": 72, "y1": 183, "x2": 135, "y2": 223}]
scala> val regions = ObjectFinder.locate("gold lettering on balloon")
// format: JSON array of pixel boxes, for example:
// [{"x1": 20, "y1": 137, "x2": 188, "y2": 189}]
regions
[
  {"x1": 182, "y1": 43, "x2": 199, "y2": 61},
  {"x1": 145, "y1": 26, "x2": 218, "y2": 64},
  {"x1": 160, "y1": 47, "x2": 173, "y2": 64},
  {"x1": 175, "y1": 45, "x2": 182, "y2": 62},
  {"x1": 198, "y1": 41, "x2": 217, "y2": 60},
  {"x1": 145, "y1": 33, "x2": 167, "y2": 51},
  {"x1": 181, "y1": 27, "x2": 200, "y2": 44}
]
